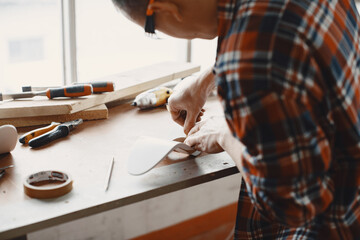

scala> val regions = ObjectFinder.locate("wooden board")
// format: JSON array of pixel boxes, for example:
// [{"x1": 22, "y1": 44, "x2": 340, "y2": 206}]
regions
[
  {"x1": 0, "y1": 104, "x2": 108, "y2": 127},
  {"x1": 0, "y1": 61, "x2": 200, "y2": 119}
]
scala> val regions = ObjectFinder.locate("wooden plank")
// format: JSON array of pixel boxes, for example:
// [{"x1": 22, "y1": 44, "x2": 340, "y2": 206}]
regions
[
  {"x1": 0, "y1": 104, "x2": 108, "y2": 127},
  {"x1": 0, "y1": 61, "x2": 200, "y2": 119}
]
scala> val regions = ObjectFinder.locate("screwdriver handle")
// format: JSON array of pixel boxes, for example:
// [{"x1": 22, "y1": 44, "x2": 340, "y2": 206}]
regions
[
  {"x1": 90, "y1": 82, "x2": 115, "y2": 93},
  {"x1": 19, "y1": 122, "x2": 60, "y2": 144},
  {"x1": 46, "y1": 84, "x2": 93, "y2": 99}
]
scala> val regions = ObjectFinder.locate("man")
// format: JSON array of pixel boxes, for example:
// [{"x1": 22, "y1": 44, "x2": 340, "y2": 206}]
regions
[{"x1": 112, "y1": 0, "x2": 360, "y2": 239}]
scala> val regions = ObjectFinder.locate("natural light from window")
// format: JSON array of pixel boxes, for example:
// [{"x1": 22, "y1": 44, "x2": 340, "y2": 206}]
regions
[
  {"x1": 76, "y1": 0, "x2": 188, "y2": 82},
  {"x1": 0, "y1": 0, "x2": 63, "y2": 93},
  {"x1": 0, "y1": 0, "x2": 219, "y2": 93}
]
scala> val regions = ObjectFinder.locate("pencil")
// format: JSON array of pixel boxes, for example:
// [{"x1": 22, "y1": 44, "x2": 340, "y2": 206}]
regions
[{"x1": 104, "y1": 157, "x2": 114, "y2": 191}]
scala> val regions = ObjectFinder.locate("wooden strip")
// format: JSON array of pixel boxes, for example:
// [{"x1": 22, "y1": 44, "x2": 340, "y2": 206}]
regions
[
  {"x1": 131, "y1": 202, "x2": 237, "y2": 240},
  {"x1": 0, "y1": 104, "x2": 108, "y2": 127},
  {"x1": 0, "y1": 62, "x2": 200, "y2": 119}
]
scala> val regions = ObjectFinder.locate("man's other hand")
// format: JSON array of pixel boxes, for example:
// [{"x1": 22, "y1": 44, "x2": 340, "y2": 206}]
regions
[
  {"x1": 167, "y1": 68, "x2": 215, "y2": 135},
  {"x1": 184, "y1": 116, "x2": 227, "y2": 154}
]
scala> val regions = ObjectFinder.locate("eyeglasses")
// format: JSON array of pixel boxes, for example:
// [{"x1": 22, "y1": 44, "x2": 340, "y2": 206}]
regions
[{"x1": 145, "y1": 0, "x2": 156, "y2": 36}]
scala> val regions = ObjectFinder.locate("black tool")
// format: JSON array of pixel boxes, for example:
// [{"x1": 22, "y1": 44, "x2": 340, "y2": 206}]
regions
[{"x1": 26, "y1": 119, "x2": 83, "y2": 148}]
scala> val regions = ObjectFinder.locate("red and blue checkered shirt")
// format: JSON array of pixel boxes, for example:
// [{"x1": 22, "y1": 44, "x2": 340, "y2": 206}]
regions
[{"x1": 214, "y1": 0, "x2": 360, "y2": 238}]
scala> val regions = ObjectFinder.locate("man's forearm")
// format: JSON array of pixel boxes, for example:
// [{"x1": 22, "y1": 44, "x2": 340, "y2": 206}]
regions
[
  {"x1": 218, "y1": 127, "x2": 244, "y2": 171},
  {"x1": 197, "y1": 67, "x2": 216, "y2": 97},
  {"x1": 201, "y1": 67, "x2": 244, "y2": 170}
]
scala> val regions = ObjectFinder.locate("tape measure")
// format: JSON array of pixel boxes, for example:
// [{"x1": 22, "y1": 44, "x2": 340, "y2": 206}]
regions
[{"x1": 24, "y1": 170, "x2": 73, "y2": 199}]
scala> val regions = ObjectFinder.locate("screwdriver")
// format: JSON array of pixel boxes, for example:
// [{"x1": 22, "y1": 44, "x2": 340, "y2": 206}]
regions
[
  {"x1": 22, "y1": 81, "x2": 115, "y2": 94},
  {"x1": 0, "y1": 84, "x2": 93, "y2": 101},
  {"x1": 84, "y1": 81, "x2": 114, "y2": 93}
]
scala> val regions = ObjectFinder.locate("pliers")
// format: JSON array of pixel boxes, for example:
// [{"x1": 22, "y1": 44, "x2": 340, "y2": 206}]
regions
[
  {"x1": 19, "y1": 119, "x2": 83, "y2": 148},
  {"x1": 0, "y1": 165, "x2": 14, "y2": 179}
]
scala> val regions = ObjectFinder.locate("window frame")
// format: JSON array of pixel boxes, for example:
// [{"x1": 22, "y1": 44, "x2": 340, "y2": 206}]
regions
[{"x1": 61, "y1": 0, "x2": 77, "y2": 85}]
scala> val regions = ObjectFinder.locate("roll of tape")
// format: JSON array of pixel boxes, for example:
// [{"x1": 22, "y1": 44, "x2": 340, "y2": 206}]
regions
[{"x1": 24, "y1": 170, "x2": 73, "y2": 199}]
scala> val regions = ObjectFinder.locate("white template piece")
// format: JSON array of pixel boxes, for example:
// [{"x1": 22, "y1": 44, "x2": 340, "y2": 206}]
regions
[{"x1": 127, "y1": 136, "x2": 200, "y2": 175}]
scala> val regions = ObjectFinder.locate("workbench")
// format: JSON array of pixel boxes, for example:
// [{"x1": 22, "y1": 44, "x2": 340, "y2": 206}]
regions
[{"x1": 0, "y1": 97, "x2": 239, "y2": 240}]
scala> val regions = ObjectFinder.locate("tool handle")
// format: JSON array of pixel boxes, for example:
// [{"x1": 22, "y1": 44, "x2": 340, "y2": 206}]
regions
[
  {"x1": 46, "y1": 84, "x2": 93, "y2": 99},
  {"x1": 91, "y1": 82, "x2": 115, "y2": 93},
  {"x1": 19, "y1": 122, "x2": 60, "y2": 144},
  {"x1": 28, "y1": 125, "x2": 69, "y2": 148}
]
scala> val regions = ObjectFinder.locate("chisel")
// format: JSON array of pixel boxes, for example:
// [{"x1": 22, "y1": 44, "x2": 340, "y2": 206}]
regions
[
  {"x1": 22, "y1": 81, "x2": 115, "y2": 94},
  {"x1": 0, "y1": 84, "x2": 93, "y2": 101},
  {"x1": 86, "y1": 81, "x2": 115, "y2": 93}
]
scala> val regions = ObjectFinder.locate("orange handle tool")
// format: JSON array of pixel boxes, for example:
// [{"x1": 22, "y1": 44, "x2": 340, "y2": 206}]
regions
[
  {"x1": 19, "y1": 122, "x2": 61, "y2": 144},
  {"x1": 91, "y1": 82, "x2": 115, "y2": 93},
  {"x1": 46, "y1": 84, "x2": 93, "y2": 99}
]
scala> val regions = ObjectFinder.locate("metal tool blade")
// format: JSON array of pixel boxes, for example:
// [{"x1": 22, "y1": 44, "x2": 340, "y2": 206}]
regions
[
  {"x1": 0, "y1": 165, "x2": 14, "y2": 172},
  {"x1": 0, "y1": 91, "x2": 47, "y2": 101},
  {"x1": 22, "y1": 86, "x2": 59, "y2": 92},
  {"x1": 62, "y1": 119, "x2": 83, "y2": 131},
  {"x1": 0, "y1": 165, "x2": 14, "y2": 179}
]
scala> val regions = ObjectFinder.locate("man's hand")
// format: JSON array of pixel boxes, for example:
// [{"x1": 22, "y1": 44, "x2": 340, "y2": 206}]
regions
[
  {"x1": 185, "y1": 115, "x2": 246, "y2": 173},
  {"x1": 184, "y1": 116, "x2": 227, "y2": 154},
  {"x1": 167, "y1": 68, "x2": 215, "y2": 134}
]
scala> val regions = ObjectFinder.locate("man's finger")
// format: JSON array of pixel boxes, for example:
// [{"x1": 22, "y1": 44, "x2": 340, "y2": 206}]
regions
[
  {"x1": 188, "y1": 123, "x2": 201, "y2": 136},
  {"x1": 168, "y1": 109, "x2": 185, "y2": 126},
  {"x1": 184, "y1": 135, "x2": 196, "y2": 147},
  {"x1": 196, "y1": 111, "x2": 203, "y2": 122},
  {"x1": 184, "y1": 111, "x2": 197, "y2": 135},
  {"x1": 185, "y1": 136, "x2": 203, "y2": 151}
]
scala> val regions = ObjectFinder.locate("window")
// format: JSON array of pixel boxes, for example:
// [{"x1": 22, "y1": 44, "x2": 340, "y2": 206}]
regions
[
  {"x1": 191, "y1": 39, "x2": 217, "y2": 72},
  {"x1": 0, "y1": 0, "x2": 63, "y2": 92},
  {"x1": 8, "y1": 38, "x2": 44, "y2": 63},
  {"x1": 75, "y1": 0, "x2": 187, "y2": 82},
  {"x1": 0, "y1": 0, "x2": 216, "y2": 93}
]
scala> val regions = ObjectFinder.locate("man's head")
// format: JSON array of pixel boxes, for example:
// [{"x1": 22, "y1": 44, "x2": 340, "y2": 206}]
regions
[
  {"x1": 112, "y1": 0, "x2": 218, "y2": 39},
  {"x1": 112, "y1": 0, "x2": 147, "y2": 21}
]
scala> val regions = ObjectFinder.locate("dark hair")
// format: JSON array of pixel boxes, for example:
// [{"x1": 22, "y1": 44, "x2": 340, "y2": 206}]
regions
[{"x1": 112, "y1": 0, "x2": 149, "y2": 17}]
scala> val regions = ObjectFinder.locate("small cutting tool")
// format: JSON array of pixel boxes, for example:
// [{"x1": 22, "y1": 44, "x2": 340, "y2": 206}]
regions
[
  {"x1": 0, "y1": 165, "x2": 14, "y2": 180},
  {"x1": 19, "y1": 119, "x2": 83, "y2": 148}
]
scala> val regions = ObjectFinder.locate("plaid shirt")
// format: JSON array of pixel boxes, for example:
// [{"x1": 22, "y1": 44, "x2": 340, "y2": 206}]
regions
[{"x1": 214, "y1": 0, "x2": 360, "y2": 239}]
